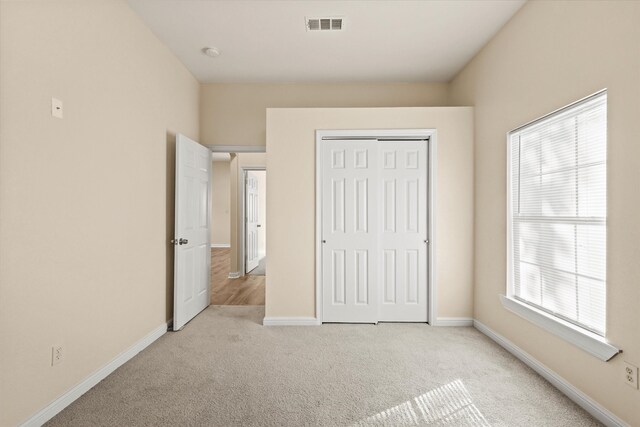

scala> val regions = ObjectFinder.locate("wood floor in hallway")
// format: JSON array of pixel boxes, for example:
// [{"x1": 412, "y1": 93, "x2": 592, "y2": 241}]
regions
[{"x1": 211, "y1": 248, "x2": 265, "y2": 305}]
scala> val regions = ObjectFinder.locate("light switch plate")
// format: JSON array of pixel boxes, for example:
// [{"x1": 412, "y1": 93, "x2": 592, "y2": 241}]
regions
[{"x1": 51, "y1": 98, "x2": 63, "y2": 119}]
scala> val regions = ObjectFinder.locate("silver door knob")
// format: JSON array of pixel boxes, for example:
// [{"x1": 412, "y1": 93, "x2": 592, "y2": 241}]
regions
[
  {"x1": 179, "y1": 238, "x2": 188, "y2": 245},
  {"x1": 257, "y1": 224, "x2": 262, "y2": 228}
]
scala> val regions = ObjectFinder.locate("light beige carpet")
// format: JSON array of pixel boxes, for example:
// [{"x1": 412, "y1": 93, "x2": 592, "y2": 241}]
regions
[{"x1": 47, "y1": 306, "x2": 601, "y2": 426}]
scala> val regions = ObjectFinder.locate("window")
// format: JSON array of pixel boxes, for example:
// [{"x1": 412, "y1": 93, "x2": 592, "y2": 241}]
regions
[{"x1": 506, "y1": 91, "x2": 616, "y2": 360}]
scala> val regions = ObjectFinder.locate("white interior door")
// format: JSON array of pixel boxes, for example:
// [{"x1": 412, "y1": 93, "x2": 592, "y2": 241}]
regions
[
  {"x1": 245, "y1": 171, "x2": 260, "y2": 273},
  {"x1": 378, "y1": 141, "x2": 428, "y2": 321},
  {"x1": 320, "y1": 138, "x2": 428, "y2": 323},
  {"x1": 173, "y1": 134, "x2": 211, "y2": 331},
  {"x1": 322, "y1": 140, "x2": 379, "y2": 323}
]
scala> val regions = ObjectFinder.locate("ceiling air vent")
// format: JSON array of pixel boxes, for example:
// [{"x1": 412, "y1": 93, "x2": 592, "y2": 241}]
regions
[{"x1": 306, "y1": 17, "x2": 343, "y2": 32}]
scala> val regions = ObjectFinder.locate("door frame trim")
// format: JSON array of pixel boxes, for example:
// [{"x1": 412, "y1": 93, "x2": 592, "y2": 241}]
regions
[
  {"x1": 315, "y1": 129, "x2": 437, "y2": 325},
  {"x1": 209, "y1": 144, "x2": 266, "y2": 153},
  {"x1": 241, "y1": 166, "x2": 267, "y2": 275}
]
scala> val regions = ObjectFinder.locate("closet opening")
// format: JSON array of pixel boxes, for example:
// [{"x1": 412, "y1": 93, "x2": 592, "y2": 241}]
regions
[{"x1": 315, "y1": 129, "x2": 436, "y2": 324}]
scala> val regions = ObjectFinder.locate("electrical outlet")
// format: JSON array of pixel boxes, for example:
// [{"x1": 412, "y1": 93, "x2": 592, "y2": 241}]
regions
[
  {"x1": 51, "y1": 345, "x2": 63, "y2": 366},
  {"x1": 624, "y1": 362, "x2": 638, "y2": 389}
]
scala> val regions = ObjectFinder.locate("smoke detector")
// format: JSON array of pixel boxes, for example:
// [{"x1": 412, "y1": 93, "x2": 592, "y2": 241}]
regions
[
  {"x1": 202, "y1": 47, "x2": 221, "y2": 58},
  {"x1": 306, "y1": 17, "x2": 343, "y2": 32}
]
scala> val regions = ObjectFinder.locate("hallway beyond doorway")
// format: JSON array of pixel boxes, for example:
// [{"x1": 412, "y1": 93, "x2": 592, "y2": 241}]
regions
[{"x1": 211, "y1": 248, "x2": 265, "y2": 305}]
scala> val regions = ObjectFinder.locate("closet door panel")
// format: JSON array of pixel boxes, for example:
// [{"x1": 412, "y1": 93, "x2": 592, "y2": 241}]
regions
[
  {"x1": 378, "y1": 141, "x2": 428, "y2": 322},
  {"x1": 322, "y1": 140, "x2": 379, "y2": 323}
]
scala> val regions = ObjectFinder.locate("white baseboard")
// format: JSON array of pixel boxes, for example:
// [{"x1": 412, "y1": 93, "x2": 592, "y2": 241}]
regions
[
  {"x1": 211, "y1": 243, "x2": 230, "y2": 248},
  {"x1": 473, "y1": 320, "x2": 629, "y2": 427},
  {"x1": 434, "y1": 317, "x2": 474, "y2": 327},
  {"x1": 228, "y1": 271, "x2": 240, "y2": 279},
  {"x1": 21, "y1": 321, "x2": 169, "y2": 427},
  {"x1": 263, "y1": 317, "x2": 321, "y2": 326}
]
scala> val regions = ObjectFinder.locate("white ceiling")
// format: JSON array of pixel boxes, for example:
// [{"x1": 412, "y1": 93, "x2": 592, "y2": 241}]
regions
[{"x1": 127, "y1": 0, "x2": 525, "y2": 83}]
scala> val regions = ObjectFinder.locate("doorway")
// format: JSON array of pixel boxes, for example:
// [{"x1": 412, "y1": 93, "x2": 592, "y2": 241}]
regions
[{"x1": 210, "y1": 152, "x2": 266, "y2": 306}]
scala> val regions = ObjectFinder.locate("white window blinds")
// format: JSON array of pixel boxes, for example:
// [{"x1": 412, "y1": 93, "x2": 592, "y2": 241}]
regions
[{"x1": 508, "y1": 91, "x2": 607, "y2": 335}]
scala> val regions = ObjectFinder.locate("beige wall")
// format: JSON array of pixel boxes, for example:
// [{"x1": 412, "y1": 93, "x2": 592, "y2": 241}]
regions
[
  {"x1": 449, "y1": 1, "x2": 640, "y2": 425},
  {"x1": 266, "y1": 107, "x2": 474, "y2": 320},
  {"x1": 0, "y1": 1, "x2": 199, "y2": 425},
  {"x1": 229, "y1": 153, "x2": 267, "y2": 274},
  {"x1": 200, "y1": 83, "x2": 450, "y2": 147},
  {"x1": 211, "y1": 160, "x2": 231, "y2": 245}
]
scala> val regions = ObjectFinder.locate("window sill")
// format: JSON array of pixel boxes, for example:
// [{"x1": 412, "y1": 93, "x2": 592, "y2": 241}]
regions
[{"x1": 499, "y1": 295, "x2": 620, "y2": 361}]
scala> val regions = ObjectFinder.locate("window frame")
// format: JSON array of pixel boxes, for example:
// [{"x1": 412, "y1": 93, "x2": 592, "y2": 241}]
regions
[{"x1": 504, "y1": 89, "x2": 619, "y2": 361}]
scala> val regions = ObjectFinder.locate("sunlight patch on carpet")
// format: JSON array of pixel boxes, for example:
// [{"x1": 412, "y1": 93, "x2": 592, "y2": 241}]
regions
[{"x1": 353, "y1": 379, "x2": 489, "y2": 426}]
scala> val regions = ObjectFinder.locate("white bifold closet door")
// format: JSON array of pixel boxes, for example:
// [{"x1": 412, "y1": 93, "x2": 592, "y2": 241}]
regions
[{"x1": 321, "y1": 139, "x2": 428, "y2": 323}]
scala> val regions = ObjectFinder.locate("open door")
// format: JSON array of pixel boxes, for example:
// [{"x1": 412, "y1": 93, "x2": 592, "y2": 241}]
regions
[
  {"x1": 245, "y1": 171, "x2": 260, "y2": 273},
  {"x1": 173, "y1": 134, "x2": 211, "y2": 331}
]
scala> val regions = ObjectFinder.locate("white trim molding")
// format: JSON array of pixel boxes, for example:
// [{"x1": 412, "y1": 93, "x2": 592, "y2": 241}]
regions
[
  {"x1": 474, "y1": 319, "x2": 629, "y2": 427},
  {"x1": 228, "y1": 271, "x2": 241, "y2": 279},
  {"x1": 263, "y1": 317, "x2": 321, "y2": 326},
  {"x1": 20, "y1": 322, "x2": 169, "y2": 427},
  {"x1": 434, "y1": 317, "x2": 474, "y2": 327},
  {"x1": 211, "y1": 152, "x2": 231, "y2": 161},
  {"x1": 211, "y1": 243, "x2": 230, "y2": 248},
  {"x1": 208, "y1": 145, "x2": 266, "y2": 153},
  {"x1": 500, "y1": 295, "x2": 620, "y2": 361}
]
